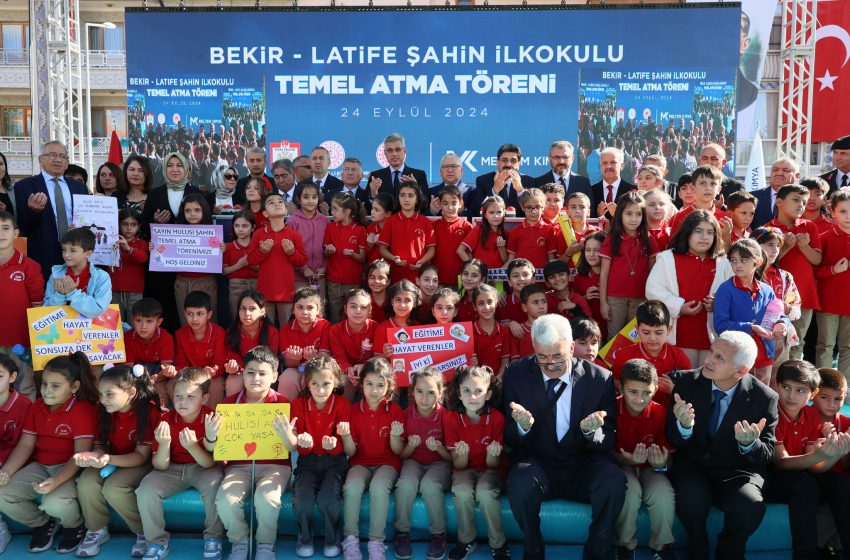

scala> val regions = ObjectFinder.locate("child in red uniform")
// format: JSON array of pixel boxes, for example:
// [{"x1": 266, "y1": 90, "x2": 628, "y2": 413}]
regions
[
  {"x1": 600, "y1": 191, "x2": 659, "y2": 338},
  {"x1": 124, "y1": 298, "x2": 176, "y2": 408},
  {"x1": 458, "y1": 196, "x2": 508, "y2": 270},
  {"x1": 801, "y1": 177, "x2": 835, "y2": 234},
  {"x1": 431, "y1": 287, "x2": 461, "y2": 327},
  {"x1": 507, "y1": 188, "x2": 555, "y2": 268},
  {"x1": 110, "y1": 208, "x2": 149, "y2": 322},
  {"x1": 571, "y1": 231, "x2": 607, "y2": 340},
  {"x1": 374, "y1": 280, "x2": 422, "y2": 360},
  {"x1": 457, "y1": 259, "x2": 487, "y2": 323},
  {"x1": 379, "y1": 181, "x2": 436, "y2": 283},
  {"x1": 668, "y1": 165, "x2": 728, "y2": 238},
  {"x1": 244, "y1": 177, "x2": 268, "y2": 230},
  {"x1": 222, "y1": 210, "x2": 258, "y2": 319},
  {"x1": 0, "y1": 351, "x2": 33, "y2": 550},
  {"x1": 416, "y1": 265, "x2": 440, "y2": 322},
  {"x1": 815, "y1": 189, "x2": 850, "y2": 380},
  {"x1": 223, "y1": 290, "x2": 279, "y2": 397},
  {"x1": 643, "y1": 188, "x2": 674, "y2": 251},
  {"x1": 393, "y1": 367, "x2": 452, "y2": 560},
  {"x1": 279, "y1": 287, "x2": 331, "y2": 401},
  {"x1": 472, "y1": 284, "x2": 510, "y2": 377},
  {"x1": 174, "y1": 291, "x2": 228, "y2": 407},
  {"x1": 766, "y1": 184, "x2": 822, "y2": 361},
  {"x1": 646, "y1": 210, "x2": 732, "y2": 368},
  {"x1": 339, "y1": 358, "x2": 405, "y2": 560},
  {"x1": 610, "y1": 301, "x2": 691, "y2": 402},
  {"x1": 0, "y1": 353, "x2": 98, "y2": 554},
  {"x1": 676, "y1": 173, "x2": 696, "y2": 209},
  {"x1": 540, "y1": 182, "x2": 565, "y2": 227},
  {"x1": 74, "y1": 364, "x2": 160, "y2": 557},
  {"x1": 0, "y1": 210, "x2": 44, "y2": 400},
  {"x1": 367, "y1": 259, "x2": 391, "y2": 323},
  {"x1": 366, "y1": 193, "x2": 393, "y2": 266},
  {"x1": 614, "y1": 359, "x2": 676, "y2": 559},
  {"x1": 248, "y1": 192, "x2": 308, "y2": 326},
  {"x1": 571, "y1": 317, "x2": 608, "y2": 369},
  {"x1": 720, "y1": 190, "x2": 757, "y2": 248},
  {"x1": 432, "y1": 186, "x2": 473, "y2": 287},
  {"x1": 512, "y1": 284, "x2": 549, "y2": 359},
  {"x1": 172, "y1": 193, "x2": 220, "y2": 325},
  {"x1": 325, "y1": 192, "x2": 368, "y2": 323},
  {"x1": 543, "y1": 259, "x2": 592, "y2": 321},
  {"x1": 210, "y1": 347, "x2": 289, "y2": 560},
  {"x1": 444, "y1": 365, "x2": 509, "y2": 560},
  {"x1": 324, "y1": 289, "x2": 376, "y2": 400},
  {"x1": 556, "y1": 193, "x2": 600, "y2": 264},
  {"x1": 497, "y1": 258, "x2": 536, "y2": 339},
  {"x1": 136, "y1": 368, "x2": 223, "y2": 560},
  {"x1": 284, "y1": 356, "x2": 351, "y2": 558}
]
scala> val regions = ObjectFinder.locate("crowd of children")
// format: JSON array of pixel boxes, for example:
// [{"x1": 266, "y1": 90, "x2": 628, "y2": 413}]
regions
[{"x1": 0, "y1": 169, "x2": 848, "y2": 560}]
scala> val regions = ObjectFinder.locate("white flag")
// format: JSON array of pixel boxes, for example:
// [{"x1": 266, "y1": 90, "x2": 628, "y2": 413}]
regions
[{"x1": 745, "y1": 129, "x2": 766, "y2": 192}]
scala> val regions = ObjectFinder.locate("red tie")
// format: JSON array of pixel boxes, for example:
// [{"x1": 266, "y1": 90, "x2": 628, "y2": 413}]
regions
[{"x1": 606, "y1": 185, "x2": 614, "y2": 203}]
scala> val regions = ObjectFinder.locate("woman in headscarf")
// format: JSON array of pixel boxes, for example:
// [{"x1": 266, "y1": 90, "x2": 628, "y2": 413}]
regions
[{"x1": 211, "y1": 164, "x2": 239, "y2": 213}]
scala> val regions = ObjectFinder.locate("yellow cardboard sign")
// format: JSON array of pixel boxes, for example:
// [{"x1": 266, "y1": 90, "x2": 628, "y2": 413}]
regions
[
  {"x1": 557, "y1": 214, "x2": 580, "y2": 265},
  {"x1": 213, "y1": 403, "x2": 291, "y2": 461},
  {"x1": 27, "y1": 305, "x2": 125, "y2": 370}
]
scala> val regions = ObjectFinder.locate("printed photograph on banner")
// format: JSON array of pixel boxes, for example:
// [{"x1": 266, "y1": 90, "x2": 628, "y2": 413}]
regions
[
  {"x1": 27, "y1": 305, "x2": 125, "y2": 370},
  {"x1": 149, "y1": 224, "x2": 224, "y2": 273},
  {"x1": 214, "y1": 403, "x2": 290, "y2": 461},
  {"x1": 388, "y1": 322, "x2": 475, "y2": 387},
  {"x1": 72, "y1": 195, "x2": 120, "y2": 268}
]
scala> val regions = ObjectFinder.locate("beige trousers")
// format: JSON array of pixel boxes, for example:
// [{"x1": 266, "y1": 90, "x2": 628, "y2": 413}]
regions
[
  {"x1": 607, "y1": 297, "x2": 643, "y2": 342},
  {"x1": 0, "y1": 462, "x2": 81, "y2": 528},
  {"x1": 394, "y1": 459, "x2": 451, "y2": 535},
  {"x1": 816, "y1": 312, "x2": 850, "y2": 381},
  {"x1": 77, "y1": 464, "x2": 151, "y2": 533},
  {"x1": 451, "y1": 469, "x2": 505, "y2": 548},
  {"x1": 215, "y1": 463, "x2": 290, "y2": 545},
  {"x1": 615, "y1": 466, "x2": 676, "y2": 550},
  {"x1": 342, "y1": 464, "x2": 398, "y2": 541}
]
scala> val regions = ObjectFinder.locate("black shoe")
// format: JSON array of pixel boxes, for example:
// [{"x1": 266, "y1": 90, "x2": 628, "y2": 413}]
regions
[
  {"x1": 448, "y1": 541, "x2": 477, "y2": 560},
  {"x1": 615, "y1": 547, "x2": 636, "y2": 560},
  {"x1": 492, "y1": 545, "x2": 511, "y2": 560},
  {"x1": 819, "y1": 547, "x2": 841, "y2": 560},
  {"x1": 29, "y1": 519, "x2": 57, "y2": 552},
  {"x1": 651, "y1": 548, "x2": 679, "y2": 560},
  {"x1": 56, "y1": 525, "x2": 86, "y2": 554}
]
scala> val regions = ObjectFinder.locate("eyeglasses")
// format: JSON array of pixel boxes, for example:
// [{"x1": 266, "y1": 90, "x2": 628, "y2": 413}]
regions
[
  {"x1": 523, "y1": 206, "x2": 543, "y2": 212},
  {"x1": 223, "y1": 173, "x2": 238, "y2": 180},
  {"x1": 441, "y1": 164, "x2": 461, "y2": 170},
  {"x1": 42, "y1": 152, "x2": 68, "y2": 160}
]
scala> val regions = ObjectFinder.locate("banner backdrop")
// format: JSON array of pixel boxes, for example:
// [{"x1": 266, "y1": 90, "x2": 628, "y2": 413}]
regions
[{"x1": 125, "y1": 6, "x2": 740, "y2": 180}]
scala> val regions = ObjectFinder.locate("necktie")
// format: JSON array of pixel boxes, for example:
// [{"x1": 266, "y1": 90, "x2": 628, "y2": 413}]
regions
[
  {"x1": 546, "y1": 378, "x2": 560, "y2": 428},
  {"x1": 708, "y1": 389, "x2": 727, "y2": 439},
  {"x1": 52, "y1": 177, "x2": 68, "y2": 239},
  {"x1": 841, "y1": 174, "x2": 848, "y2": 188},
  {"x1": 605, "y1": 185, "x2": 614, "y2": 204},
  {"x1": 315, "y1": 179, "x2": 322, "y2": 190},
  {"x1": 393, "y1": 170, "x2": 400, "y2": 191},
  {"x1": 559, "y1": 176, "x2": 567, "y2": 190}
]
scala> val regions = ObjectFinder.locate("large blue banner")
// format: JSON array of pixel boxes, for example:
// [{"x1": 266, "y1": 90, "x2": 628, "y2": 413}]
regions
[{"x1": 125, "y1": 6, "x2": 740, "y2": 182}]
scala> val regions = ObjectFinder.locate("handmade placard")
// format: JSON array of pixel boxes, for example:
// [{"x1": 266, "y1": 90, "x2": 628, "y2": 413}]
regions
[
  {"x1": 149, "y1": 224, "x2": 224, "y2": 273},
  {"x1": 387, "y1": 322, "x2": 474, "y2": 387},
  {"x1": 213, "y1": 403, "x2": 291, "y2": 461},
  {"x1": 27, "y1": 305, "x2": 125, "y2": 370}
]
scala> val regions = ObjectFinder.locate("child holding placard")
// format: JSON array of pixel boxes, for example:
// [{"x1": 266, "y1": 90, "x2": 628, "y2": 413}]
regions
[
  {"x1": 173, "y1": 193, "x2": 219, "y2": 325},
  {"x1": 456, "y1": 259, "x2": 487, "y2": 323},
  {"x1": 109, "y1": 208, "x2": 149, "y2": 323},
  {"x1": 44, "y1": 228, "x2": 112, "y2": 319},
  {"x1": 374, "y1": 280, "x2": 423, "y2": 360}
]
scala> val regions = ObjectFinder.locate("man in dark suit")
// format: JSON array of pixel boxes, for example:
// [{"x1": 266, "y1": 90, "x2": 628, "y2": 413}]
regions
[
  {"x1": 322, "y1": 157, "x2": 370, "y2": 210},
  {"x1": 306, "y1": 145, "x2": 343, "y2": 198},
  {"x1": 427, "y1": 153, "x2": 475, "y2": 216},
  {"x1": 590, "y1": 147, "x2": 636, "y2": 218},
  {"x1": 468, "y1": 143, "x2": 534, "y2": 218},
  {"x1": 667, "y1": 331, "x2": 778, "y2": 560},
  {"x1": 271, "y1": 158, "x2": 298, "y2": 214},
  {"x1": 233, "y1": 146, "x2": 274, "y2": 204},
  {"x1": 366, "y1": 133, "x2": 429, "y2": 212},
  {"x1": 751, "y1": 157, "x2": 801, "y2": 228},
  {"x1": 534, "y1": 140, "x2": 592, "y2": 199},
  {"x1": 15, "y1": 141, "x2": 89, "y2": 278},
  {"x1": 820, "y1": 135, "x2": 850, "y2": 195},
  {"x1": 699, "y1": 144, "x2": 744, "y2": 199},
  {"x1": 503, "y1": 314, "x2": 625, "y2": 560}
]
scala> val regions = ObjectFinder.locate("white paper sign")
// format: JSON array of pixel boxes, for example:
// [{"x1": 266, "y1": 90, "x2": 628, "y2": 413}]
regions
[{"x1": 72, "y1": 195, "x2": 120, "y2": 268}]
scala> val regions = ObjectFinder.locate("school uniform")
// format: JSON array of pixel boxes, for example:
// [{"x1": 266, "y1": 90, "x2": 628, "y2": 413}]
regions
[
  {"x1": 673, "y1": 253, "x2": 717, "y2": 350},
  {"x1": 247, "y1": 223, "x2": 307, "y2": 312},
  {"x1": 572, "y1": 270, "x2": 607, "y2": 340},
  {"x1": 496, "y1": 293, "x2": 526, "y2": 325},
  {"x1": 0, "y1": 390, "x2": 31, "y2": 466},
  {"x1": 648, "y1": 224, "x2": 671, "y2": 252},
  {"x1": 223, "y1": 239, "x2": 258, "y2": 319},
  {"x1": 460, "y1": 226, "x2": 506, "y2": 270},
  {"x1": 324, "y1": 220, "x2": 367, "y2": 323},
  {"x1": 365, "y1": 221, "x2": 385, "y2": 265},
  {"x1": 545, "y1": 291, "x2": 592, "y2": 321},
  {"x1": 456, "y1": 294, "x2": 476, "y2": 323},
  {"x1": 0, "y1": 249, "x2": 44, "y2": 399},
  {"x1": 816, "y1": 226, "x2": 850, "y2": 375},
  {"x1": 473, "y1": 322, "x2": 511, "y2": 374},
  {"x1": 279, "y1": 319, "x2": 332, "y2": 399},
  {"x1": 507, "y1": 220, "x2": 554, "y2": 269},
  {"x1": 669, "y1": 205, "x2": 728, "y2": 238},
  {"x1": 600, "y1": 233, "x2": 659, "y2": 337},
  {"x1": 174, "y1": 323, "x2": 228, "y2": 405},
  {"x1": 370, "y1": 295, "x2": 387, "y2": 323},
  {"x1": 552, "y1": 223, "x2": 601, "y2": 259},
  {"x1": 323, "y1": 320, "x2": 376, "y2": 372},
  {"x1": 432, "y1": 217, "x2": 473, "y2": 286},
  {"x1": 109, "y1": 237, "x2": 149, "y2": 322},
  {"x1": 610, "y1": 342, "x2": 691, "y2": 405},
  {"x1": 511, "y1": 322, "x2": 535, "y2": 360},
  {"x1": 372, "y1": 318, "x2": 411, "y2": 359},
  {"x1": 378, "y1": 212, "x2": 436, "y2": 283}
]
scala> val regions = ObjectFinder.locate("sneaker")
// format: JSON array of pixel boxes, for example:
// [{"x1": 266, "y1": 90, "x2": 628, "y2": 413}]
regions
[
  {"x1": 393, "y1": 532, "x2": 413, "y2": 560},
  {"x1": 56, "y1": 525, "x2": 86, "y2": 554},
  {"x1": 131, "y1": 534, "x2": 147, "y2": 558},
  {"x1": 203, "y1": 538, "x2": 224, "y2": 560},
  {"x1": 342, "y1": 535, "x2": 361, "y2": 560},
  {"x1": 366, "y1": 540, "x2": 386, "y2": 560},
  {"x1": 29, "y1": 519, "x2": 57, "y2": 552},
  {"x1": 426, "y1": 533, "x2": 448, "y2": 560},
  {"x1": 651, "y1": 548, "x2": 679, "y2": 560},
  {"x1": 75, "y1": 527, "x2": 110, "y2": 557},
  {"x1": 492, "y1": 545, "x2": 511, "y2": 560},
  {"x1": 227, "y1": 540, "x2": 249, "y2": 560},
  {"x1": 448, "y1": 541, "x2": 477, "y2": 560},
  {"x1": 0, "y1": 517, "x2": 11, "y2": 555},
  {"x1": 255, "y1": 543, "x2": 275, "y2": 560},
  {"x1": 324, "y1": 543, "x2": 342, "y2": 558},
  {"x1": 615, "y1": 547, "x2": 636, "y2": 560},
  {"x1": 296, "y1": 540, "x2": 315, "y2": 558},
  {"x1": 142, "y1": 543, "x2": 170, "y2": 560}
]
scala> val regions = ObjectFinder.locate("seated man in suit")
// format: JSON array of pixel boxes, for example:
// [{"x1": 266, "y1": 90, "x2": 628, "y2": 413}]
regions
[
  {"x1": 699, "y1": 143, "x2": 743, "y2": 199},
  {"x1": 271, "y1": 158, "x2": 298, "y2": 213},
  {"x1": 503, "y1": 314, "x2": 625, "y2": 560},
  {"x1": 468, "y1": 143, "x2": 535, "y2": 218},
  {"x1": 819, "y1": 135, "x2": 850, "y2": 195},
  {"x1": 751, "y1": 157, "x2": 801, "y2": 228},
  {"x1": 534, "y1": 140, "x2": 591, "y2": 199},
  {"x1": 667, "y1": 331, "x2": 779, "y2": 560},
  {"x1": 15, "y1": 140, "x2": 89, "y2": 278},
  {"x1": 590, "y1": 147, "x2": 636, "y2": 218},
  {"x1": 427, "y1": 152, "x2": 474, "y2": 216},
  {"x1": 323, "y1": 156, "x2": 370, "y2": 210},
  {"x1": 367, "y1": 132, "x2": 429, "y2": 211}
]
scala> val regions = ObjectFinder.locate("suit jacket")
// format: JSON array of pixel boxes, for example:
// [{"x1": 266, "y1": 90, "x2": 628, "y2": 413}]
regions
[
  {"x1": 367, "y1": 165, "x2": 429, "y2": 212},
  {"x1": 233, "y1": 173, "x2": 276, "y2": 206},
  {"x1": 820, "y1": 169, "x2": 847, "y2": 196},
  {"x1": 502, "y1": 356, "x2": 618, "y2": 469},
  {"x1": 140, "y1": 184, "x2": 203, "y2": 239},
  {"x1": 426, "y1": 181, "x2": 475, "y2": 216},
  {"x1": 751, "y1": 187, "x2": 777, "y2": 228},
  {"x1": 14, "y1": 173, "x2": 89, "y2": 278},
  {"x1": 533, "y1": 171, "x2": 592, "y2": 198},
  {"x1": 589, "y1": 179, "x2": 637, "y2": 218},
  {"x1": 468, "y1": 171, "x2": 535, "y2": 218},
  {"x1": 720, "y1": 175, "x2": 745, "y2": 199},
  {"x1": 322, "y1": 184, "x2": 370, "y2": 209},
  {"x1": 665, "y1": 368, "x2": 778, "y2": 475}
]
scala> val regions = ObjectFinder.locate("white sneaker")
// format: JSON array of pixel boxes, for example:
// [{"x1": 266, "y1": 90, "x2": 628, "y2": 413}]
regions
[
  {"x1": 131, "y1": 533, "x2": 147, "y2": 558},
  {"x1": 76, "y1": 527, "x2": 110, "y2": 557},
  {"x1": 296, "y1": 540, "x2": 315, "y2": 558},
  {"x1": 0, "y1": 517, "x2": 10, "y2": 554},
  {"x1": 228, "y1": 540, "x2": 249, "y2": 560},
  {"x1": 342, "y1": 535, "x2": 361, "y2": 560},
  {"x1": 367, "y1": 540, "x2": 386, "y2": 560},
  {"x1": 255, "y1": 543, "x2": 275, "y2": 560},
  {"x1": 204, "y1": 538, "x2": 224, "y2": 560}
]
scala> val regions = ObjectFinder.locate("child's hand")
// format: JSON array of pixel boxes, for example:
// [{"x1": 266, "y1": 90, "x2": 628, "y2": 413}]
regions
[
  {"x1": 680, "y1": 301, "x2": 703, "y2": 316},
  {"x1": 600, "y1": 300, "x2": 611, "y2": 321},
  {"x1": 203, "y1": 365, "x2": 219, "y2": 379},
  {"x1": 429, "y1": 196, "x2": 442, "y2": 215},
  {"x1": 296, "y1": 432, "x2": 314, "y2": 449},
  {"x1": 620, "y1": 443, "x2": 648, "y2": 465},
  {"x1": 204, "y1": 411, "x2": 223, "y2": 441},
  {"x1": 178, "y1": 427, "x2": 199, "y2": 449},
  {"x1": 343, "y1": 248, "x2": 353, "y2": 257},
  {"x1": 713, "y1": 195, "x2": 724, "y2": 210},
  {"x1": 585, "y1": 286, "x2": 599, "y2": 300},
  {"x1": 382, "y1": 343, "x2": 393, "y2": 359},
  {"x1": 336, "y1": 421, "x2": 351, "y2": 437},
  {"x1": 93, "y1": 454, "x2": 110, "y2": 468},
  {"x1": 410, "y1": 259, "x2": 424, "y2": 271},
  {"x1": 834, "y1": 258, "x2": 849, "y2": 275},
  {"x1": 773, "y1": 322, "x2": 787, "y2": 340},
  {"x1": 224, "y1": 359, "x2": 240, "y2": 375},
  {"x1": 406, "y1": 434, "x2": 421, "y2": 449},
  {"x1": 394, "y1": 256, "x2": 407, "y2": 268},
  {"x1": 259, "y1": 239, "x2": 275, "y2": 254},
  {"x1": 33, "y1": 477, "x2": 58, "y2": 495},
  {"x1": 797, "y1": 233, "x2": 811, "y2": 247},
  {"x1": 702, "y1": 295, "x2": 715, "y2": 312},
  {"x1": 823, "y1": 422, "x2": 836, "y2": 437},
  {"x1": 118, "y1": 235, "x2": 130, "y2": 252},
  {"x1": 161, "y1": 364, "x2": 177, "y2": 378},
  {"x1": 486, "y1": 440, "x2": 503, "y2": 457},
  {"x1": 324, "y1": 244, "x2": 336, "y2": 255},
  {"x1": 322, "y1": 435, "x2": 338, "y2": 450},
  {"x1": 154, "y1": 421, "x2": 171, "y2": 445},
  {"x1": 390, "y1": 421, "x2": 405, "y2": 437},
  {"x1": 285, "y1": 345, "x2": 302, "y2": 363},
  {"x1": 346, "y1": 367, "x2": 360, "y2": 387},
  {"x1": 495, "y1": 236, "x2": 506, "y2": 248},
  {"x1": 0, "y1": 470, "x2": 10, "y2": 486},
  {"x1": 302, "y1": 345, "x2": 318, "y2": 361},
  {"x1": 657, "y1": 376, "x2": 674, "y2": 394},
  {"x1": 425, "y1": 437, "x2": 443, "y2": 452},
  {"x1": 719, "y1": 216, "x2": 733, "y2": 237},
  {"x1": 303, "y1": 267, "x2": 314, "y2": 279},
  {"x1": 453, "y1": 441, "x2": 469, "y2": 457},
  {"x1": 236, "y1": 255, "x2": 249, "y2": 269},
  {"x1": 281, "y1": 239, "x2": 295, "y2": 255},
  {"x1": 580, "y1": 411, "x2": 606, "y2": 433},
  {"x1": 783, "y1": 233, "x2": 797, "y2": 249},
  {"x1": 73, "y1": 451, "x2": 99, "y2": 468},
  {"x1": 470, "y1": 353, "x2": 479, "y2": 367},
  {"x1": 751, "y1": 325, "x2": 772, "y2": 339},
  {"x1": 367, "y1": 233, "x2": 378, "y2": 247},
  {"x1": 647, "y1": 444, "x2": 669, "y2": 469},
  {"x1": 508, "y1": 321, "x2": 525, "y2": 339},
  {"x1": 272, "y1": 414, "x2": 297, "y2": 440},
  {"x1": 149, "y1": 241, "x2": 155, "y2": 252}
]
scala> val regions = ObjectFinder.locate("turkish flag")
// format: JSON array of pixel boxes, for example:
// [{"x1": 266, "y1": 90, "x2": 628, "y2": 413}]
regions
[
  {"x1": 812, "y1": 0, "x2": 850, "y2": 142},
  {"x1": 107, "y1": 130, "x2": 123, "y2": 166}
]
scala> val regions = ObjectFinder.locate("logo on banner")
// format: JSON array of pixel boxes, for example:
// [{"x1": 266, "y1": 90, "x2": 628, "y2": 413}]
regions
[
  {"x1": 642, "y1": 108, "x2": 652, "y2": 120},
  {"x1": 270, "y1": 141, "x2": 301, "y2": 164},
  {"x1": 457, "y1": 150, "x2": 478, "y2": 173},
  {"x1": 321, "y1": 140, "x2": 346, "y2": 169},
  {"x1": 376, "y1": 143, "x2": 389, "y2": 168}
]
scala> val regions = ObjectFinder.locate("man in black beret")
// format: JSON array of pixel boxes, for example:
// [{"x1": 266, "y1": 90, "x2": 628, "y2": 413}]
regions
[{"x1": 820, "y1": 135, "x2": 850, "y2": 195}]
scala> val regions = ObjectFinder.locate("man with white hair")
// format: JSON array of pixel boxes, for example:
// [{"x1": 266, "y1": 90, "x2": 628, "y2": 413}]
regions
[
  {"x1": 666, "y1": 331, "x2": 779, "y2": 560},
  {"x1": 750, "y1": 157, "x2": 801, "y2": 228},
  {"x1": 367, "y1": 133, "x2": 429, "y2": 211},
  {"x1": 590, "y1": 147, "x2": 636, "y2": 218},
  {"x1": 502, "y1": 314, "x2": 625, "y2": 560}
]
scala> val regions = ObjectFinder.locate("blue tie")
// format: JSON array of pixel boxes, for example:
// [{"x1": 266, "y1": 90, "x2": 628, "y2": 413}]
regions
[
  {"x1": 547, "y1": 378, "x2": 560, "y2": 427},
  {"x1": 708, "y1": 389, "x2": 726, "y2": 439}
]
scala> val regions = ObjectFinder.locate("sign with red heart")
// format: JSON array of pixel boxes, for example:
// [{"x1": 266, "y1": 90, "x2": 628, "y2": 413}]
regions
[{"x1": 213, "y1": 403, "x2": 290, "y2": 461}]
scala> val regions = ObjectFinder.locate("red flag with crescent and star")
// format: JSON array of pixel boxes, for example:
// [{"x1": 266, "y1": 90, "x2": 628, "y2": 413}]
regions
[{"x1": 812, "y1": 0, "x2": 850, "y2": 142}]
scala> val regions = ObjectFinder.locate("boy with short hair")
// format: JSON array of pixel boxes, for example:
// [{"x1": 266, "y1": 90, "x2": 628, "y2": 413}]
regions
[
  {"x1": 676, "y1": 173, "x2": 696, "y2": 209},
  {"x1": 511, "y1": 284, "x2": 548, "y2": 359},
  {"x1": 136, "y1": 368, "x2": 224, "y2": 560},
  {"x1": 539, "y1": 182, "x2": 565, "y2": 226},
  {"x1": 610, "y1": 300, "x2": 691, "y2": 400},
  {"x1": 669, "y1": 166, "x2": 728, "y2": 237},
  {"x1": 614, "y1": 359, "x2": 676, "y2": 560},
  {"x1": 556, "y1": 192, "x2": 600, "y2": 262},
  {"x1": 813, "y1": 368, "x2": 850, "y2": 435},
  {"x1": 542, "y1": 260, "x2": 591, "y2": 320},
  {"x1": 507, "y1": 189, "x2": 555, "y2": 268},
  {"x1": 816, "y1": 189, "x2": 850, "y2": 384},
  {"x1": 721, "y1": 190, "x2": 757, "y2": 247},
  {"x1": 44, "y1": 228, "x2": 111, "y2": 318},
  {"x1": 497, "y1": 258, "x2": 536, "y2": 338},
  {"x1": 800, "y1": 177, "x2": 835, "y2": 234},
  {"x1": 570, "y1": 317, "x2": 607, "y2": 369},
  {"x1": 174, "y1": 291, "x2": 227, "y2": 407},
  {"x1": 124, "y1": 298, "x2": 176, "y2": 408},
  {"x1": 432, "y1": 185, "x2": 473, "y2": 287},
  {"x1": 206, "y1": 346, "x2": 289, "y2": 560},
  {"x1": 767, "y1": 184, "x2": 823, "y2": 361},
  {"x1": 0, "y1": 210, "x2": 44, "y2": 400}
]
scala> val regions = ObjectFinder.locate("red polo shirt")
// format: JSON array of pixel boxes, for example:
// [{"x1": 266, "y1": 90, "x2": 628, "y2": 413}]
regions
[
  {"x1": 223, "y1": 239, "x2": 257, "y2": 280},
  {"x1": 372, "y1": 318, "x2": 413, "y2": 358},
  {"x1": 247, "y1": 223, "x2": 308, "y2": 302},
  {"x1": 350, "y1": 398, "x2": 405, "y2": 471},
  {"x1": 817, "y1": 226, "x2": 850, "y2": 316},
  {"x1": 433, "y1": 217, "x2": 473, "y2": 286},
  {"x1": 552, "y1": 223, "x2": 601, "y2": 258},
  {"x1": 324, "y1": 220, "x2": 367, "y2": 285},
  {"x1": 669, "y1": 205, "x2": 728, "y2": 238},
  {"x1": 571, "y1": 270, "x2": 605, "y2": 339},
  {"x1": 324, "y1": 320, "x2": 376, "y2": 371},
  {"x1": 174, "y1": 323, "x2": 228, "y2": 376},
  {"x1": 366, "y1": 221, "x2": 385, "y2": 265},
  {"x1": 496, "y1": 293, "x2": 527, "y2": 324},
  {"x1": 291, "y1": 393, "x2": 351, "y2": 456},
  {"x1": 776, "y1": 404, "x2": 822, "y2": 457},
  {"x1": 473, "y1": 321, "x2": 510, "y2": 374},
  {"x1": 511, "y1": 322, "x2": 535, "y2": 359},
  {"x1": 378, "y1": 212, "x2": 436, "y2": 283},
  {"x1": 0, "y1": 250, "x2": 44, "y2": 346},
  {"x1": 109, "y1": 237, "x2": 149, "y2": 293},
  {"x1": 0, "y1": 390, "x2": 32, "y2": 465},
  {"x1": 125, "y1": 327, "x2": 175, "y2": 365},
  {"x1": 674, "y1": 252, "x2": 717, "y2": 350},
  {"x1": 545, "y1": 291, "x2": 593, "y2": 321},
  {"x1": 221, "y1": 390, "x2": 290, "y2": 465},
  {"x1": 810, "y1": 214, "x2": 835, "y2": 235},
  {"x1": 23, "y1": 396, "x2": 97, "y2": 465},
  {"x1": 611, "y1": 342, "x2": 691, "y2": 382},
  {"x1": 405, "y1": 403, "x2": 447, "y2": 465},
  {"x1": 101, "y1": 402, "x2": 160, "y2": 456},
  {"x1": 443, "y1": 407, "x2": 505, "y2": 473},
  {"x1": 599, "y1": 233, "x2": 659, "y2": 298},
  {"x1": 615, "y1": 397, "x2": 670, "y2": 469},
  {"x1": 461, "y1": 226, "x2": 506, "y2": 270},
  {"x1": 153, "y1": 406, "x2": 212, "y2": 464},
  {"x1": 226, "y1": 324, "x2": 280, "y2": 367},
  {"x1": 766, "y1": 217, "x2": 822, "y2": 310},
  {"x1": 507, "y1": 220, "x2": 554, "y2": 268},
  {"x1": 279, "y1": 319, "x2": 331, "y2": 366}
]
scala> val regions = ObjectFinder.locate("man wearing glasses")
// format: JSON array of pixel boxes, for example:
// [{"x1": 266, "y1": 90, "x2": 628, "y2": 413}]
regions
[
  {"x1": 15, "y1": 141, "x2": 89, "y2": 278},
  {"x1": 322, "y1": 157, "x2": 370, "y2": 210},
  {"x1": 366, "y1": 133, "x2": 429, "y2": 211},
  {"x1": 468, "y1": 143, "x2": 535, "y2": 218},
  {"x1": 427, "y1": 153, "x2": 474, "y2": 216},
  {"x1": 502, "y1": 314, "x2": 625, "y2": 560},
  {"x1": 534, "y1": 140, "x2": 591, "y2": 199}
]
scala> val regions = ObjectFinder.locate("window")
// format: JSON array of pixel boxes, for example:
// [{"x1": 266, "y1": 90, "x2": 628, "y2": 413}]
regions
[
  {"x1": 1, "y1": 23, "x2": 29, "y2": 50},
  {"x1": 91, "y1": 108, "x2": 127, "y2": 138},
  {"x1": 0, "y1": 107, "x2": 32, "y2": 137},
  {"x1": 88, "y1": 24, "x2": 124, "y2": 51}
]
